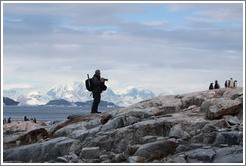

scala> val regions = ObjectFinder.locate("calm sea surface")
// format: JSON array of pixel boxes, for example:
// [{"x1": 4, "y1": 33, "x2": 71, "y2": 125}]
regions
[{"x1": 3, "y1": 106, "x2": 117, "y2": 122}]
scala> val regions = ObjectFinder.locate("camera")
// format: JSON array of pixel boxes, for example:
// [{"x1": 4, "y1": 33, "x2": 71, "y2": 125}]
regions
[{"x1": 102, "y1": 78, "x2": 108, "y2": 81}]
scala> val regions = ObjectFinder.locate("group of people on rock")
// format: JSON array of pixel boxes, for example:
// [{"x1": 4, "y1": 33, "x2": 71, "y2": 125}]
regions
[{"x1": 209, "y1": 78, "x2": 237, "y2": 90}]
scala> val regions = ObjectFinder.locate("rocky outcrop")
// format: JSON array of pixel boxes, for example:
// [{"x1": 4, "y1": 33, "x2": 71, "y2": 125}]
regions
[
  {"x1": 3, "y1": 87, "x2": 243, "y2": 163},
  {"x1": 134, "y1": 140, "x2": 177, "y2": 161},
  {"x1": 3, "y1": 121, "x2": 46, "y2": 133},
  {"x1": 3, "y1": 137, "x2": 76, "y2": 162},
  {"x1": 4, "y1": 128, "x2": 48, "y2": 149},
  {"x1": 202, "y1": 97, "x2": 242, "y2": 119}
]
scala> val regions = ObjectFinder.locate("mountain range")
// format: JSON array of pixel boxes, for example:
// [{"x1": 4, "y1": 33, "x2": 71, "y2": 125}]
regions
[
  {"x1": 3, "y1": 81, "x2": 156, "y2": 107},
  {"x1": 3, "y1": 97, "x2": 118, "y2": 108},
  {"x1": 3, "y1": 97, "x2": 20, "y2": 106},
  {"x1": 46, "y1": 99, "x2": 117, "y2": 107}
]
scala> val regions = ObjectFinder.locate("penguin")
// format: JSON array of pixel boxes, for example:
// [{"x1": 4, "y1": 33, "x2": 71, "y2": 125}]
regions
[
  {"x1": 234, "y1": 80, "x2": 237, "y2": 88},
  {"x1": 214, "y1": 80, "x2": 220, "y2": 89},
  {"x1": 209, "y1": 83, "x2": 214, "y2": 90},
  {"x1": 24, "y1": 116, "x2": 29, "y2": 121},
  {"x1": 3, "y1": 119, "x2": 6, "y2": 124},
  {"x1": 33, "y1": 118, "x2": 37, "y2": 123},
  {"x1": 7, "y1": 117, "x2": 11, "y2": 123},
  {"x1": 229, "y1": 78, "x2": 233, "y2": 87},
  {"x1": 225, "y1": 80, "x2": 228, "y2": 88}
]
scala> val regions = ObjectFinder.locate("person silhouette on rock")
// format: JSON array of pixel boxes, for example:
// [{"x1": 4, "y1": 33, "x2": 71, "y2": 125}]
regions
[{"x1": 91, "y1": 70, "x2": 107, "y2": 113}]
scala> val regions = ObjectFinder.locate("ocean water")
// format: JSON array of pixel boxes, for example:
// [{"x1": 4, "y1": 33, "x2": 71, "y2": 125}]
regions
[{"x1": 3, "y1": 106, "x2": 117, "y2": 122}]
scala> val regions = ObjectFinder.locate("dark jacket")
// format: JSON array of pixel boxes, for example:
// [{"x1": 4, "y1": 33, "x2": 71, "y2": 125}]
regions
[{"x1": 92, "y1": 74, "x2": 102, "y2": 94}]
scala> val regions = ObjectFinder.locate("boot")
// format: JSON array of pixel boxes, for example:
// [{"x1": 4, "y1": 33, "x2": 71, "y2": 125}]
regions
[{"x1": 91, "y1": 102, "x2": 101, "y2": 113}]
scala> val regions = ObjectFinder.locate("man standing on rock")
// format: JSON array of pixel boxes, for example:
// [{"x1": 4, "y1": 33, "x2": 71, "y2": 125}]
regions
[{"x1": 91, "y1": 69, "x2": 107, "y2": 113}]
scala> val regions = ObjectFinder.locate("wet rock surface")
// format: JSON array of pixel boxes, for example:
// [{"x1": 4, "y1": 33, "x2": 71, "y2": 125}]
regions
[{"x1": 3, "y1": 87, "x2": 243, "y2": 163}]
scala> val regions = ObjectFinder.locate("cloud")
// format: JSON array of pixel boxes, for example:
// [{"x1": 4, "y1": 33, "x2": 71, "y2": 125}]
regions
[
  {"x1": 2, "y1": 2, "x2": 244, "y2": 94},
  {"x1": 167, "y1": 3, "x2": 243, "y2": 21},
  {"x1": 140, "y1": 20, "x2": 167, "y2": 26}
]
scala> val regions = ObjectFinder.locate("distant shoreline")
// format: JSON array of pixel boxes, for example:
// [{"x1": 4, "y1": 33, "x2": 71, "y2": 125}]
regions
[{"x1": 3, "y1": 105, "x2": 117, "y2": 122}]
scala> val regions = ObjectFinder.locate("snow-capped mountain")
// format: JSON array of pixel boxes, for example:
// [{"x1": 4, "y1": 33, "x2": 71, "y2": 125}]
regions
[
  {"x1": 3, "y1": 81, "x2": 156, "y2": 107},
  {"x1": 111, "y1": 87, "x2": 155, "y2": 106},
  {"x1": 3, "y1": 88, "x2": 32, "y2": 101},
  {"x1": 17, "y1": 91, "x2": 50, "y2": 105},
  {"x1": 46, "y1": 81, "x2": 90, "y2": 102},
  {"x1": 46, "y1": 82, "x2": 155, "y2": 106}
]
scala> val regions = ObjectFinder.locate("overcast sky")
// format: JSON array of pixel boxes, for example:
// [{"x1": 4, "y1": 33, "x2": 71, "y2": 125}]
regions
[{"x1": 2, "y1": 2, "x2": 244, "y2": 95}]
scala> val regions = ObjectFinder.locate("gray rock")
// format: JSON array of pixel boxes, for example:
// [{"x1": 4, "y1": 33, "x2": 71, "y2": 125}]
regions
[
  {"x1": 56, "y1": 157, "x2": 68, "y2": 163},
  {"x1": 100, "y1": 154, "x2": 108, "y2": 161},
  {"x1": 127, "y1": 110, "x2": 151, "y2": 119},
  {"x1": 53, "y1": 122, "x2": 86, "y2": 138},
  {"x1": 163, "y1": 155, "x2": 187, "y2": 163},
  {"x1": 101, "y1": 116, "x2": 124, "y2": 132},
  {"x1": 106, "y1": 151, "x2": 116, "y2": 159},
  {"x1": 134, "y1": 140, "x2": 177, "y2": 162},
  {"x1": 202, "y1": 125, "x2": 217, "y2": 133},
  {"x1": 230, "y1": 92, "x2": 243, "y2": 100},
  {"x1": 169, "y1": 124, "x2": 190, "y2": 139},
  {"x1": 3, "y1": 137, "x2": 75, "y2": 162},
  {"x1": 112, "y1": 153, "x2": 126, "y2": 162},
  {"x1": 123, "y1": 116, "x2": 139, "y2": 126},
  {"x1": 182, "y1": 95, "x2": 205, "y2": 108},
  {"x1": 189, "y1": 143, "x2": 204, "y2": 149},
  {"x1": 111, "y1": 127, "x2": 135, "y2": 153},
  {"x1": 175, "y1": 145, "x2": 192, "y2": 153},
  {"x1": 221, "y1": 88, "x2": 243, "y2": 99},
  {"x1": 70, "y1": 130, "x2": 89, "y2": 141},
  {"x1": 185, "y1": 148, "x2": 216, "y2": 162},
  {"x1": 127, "y1": 144, "x2": 141, "y2": 156},
  {"x1": 43, "y1": 137, "x2": 76, "y2": 161},
  {"x1": 202, "y1": 133, "x2": 217, "y2": 144},
  {"x1": 213, "y1": 131, "x2": 243, "y2": 147},
  {"x1": 70, "y1": 153, "x2": 79, "y2": 163},
  {"x1": 80, "y1": 147, "x2": 100, "y2": 159},
  {"x1": 86, "y1": 133, "x2": 115, "y2": 151},
  {"x1": 140, "y1": 135, "x2": 157, "y2": 144},
  {"x1": 66, "y1": 139, "x2": 81, "y2": 155},
  {"x1": 208, "y1": 119, "x2": 229, "y2": 129},
  {"x1": 127, "y1": 156, "x2": 146, "y2": 163},
  {"x1": 213, "y1": 146, "x2": 243, "y2": 163},
  {"x1": 202, "y1": 98, "x2": 242, "y2": 119},
  {"x1": 132, "y1": 118, "x2": 170, "y2": 142},
  {"x1": 224, "y1": 115, "x2": 241, "y2": 125},
  {"x1": 84, "y1": 118, "x2": 102, "y2": 130}
]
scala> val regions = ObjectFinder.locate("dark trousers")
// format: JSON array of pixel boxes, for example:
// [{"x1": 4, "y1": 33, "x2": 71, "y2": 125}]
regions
[{"x1": 91, "y1": 93, "x2": 101, "y2": 113}]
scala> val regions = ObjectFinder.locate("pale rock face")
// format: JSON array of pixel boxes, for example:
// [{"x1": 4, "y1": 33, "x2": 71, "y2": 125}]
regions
[
  {"x1": 202, "y1": 98, "x2": 242, "y2": 119},
  {"x1": 3, "y1": 121, "x2": 44, "y2": 133}
]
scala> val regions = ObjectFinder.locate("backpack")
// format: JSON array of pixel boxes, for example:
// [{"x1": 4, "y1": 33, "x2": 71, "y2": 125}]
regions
[{"x1": 85, "y1": 74, "x2": 94, "y2": 91}]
